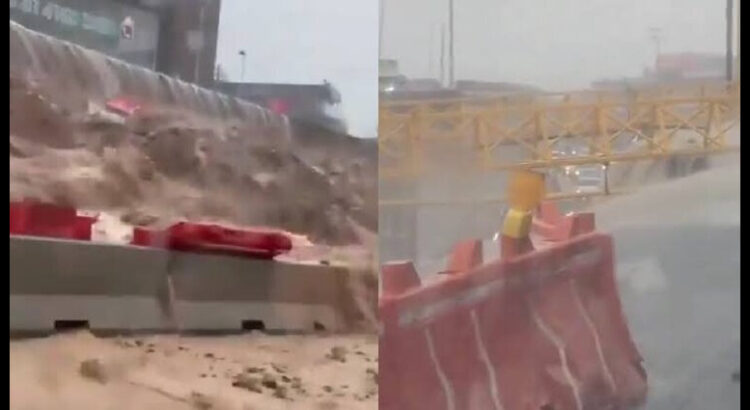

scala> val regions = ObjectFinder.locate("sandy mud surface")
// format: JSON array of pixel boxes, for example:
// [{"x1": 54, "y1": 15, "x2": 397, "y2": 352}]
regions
[{"x1": 10, "y1": 331, "x2": 378, "y2": 410}]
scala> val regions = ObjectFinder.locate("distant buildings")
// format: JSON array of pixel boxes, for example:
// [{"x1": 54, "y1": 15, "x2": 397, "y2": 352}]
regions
[
  {"x1": 593, "y1": 52, "x2": 733, "y2": 90},
  {"x1": 215, "y1": 81, "x2": 348, "y2": 134},
  {"x1": 652, "y1": 53, "x2": 726, "y2": 81},
  {"x1": 379, "y1": 59, "x2": 539, "y2": 102}
]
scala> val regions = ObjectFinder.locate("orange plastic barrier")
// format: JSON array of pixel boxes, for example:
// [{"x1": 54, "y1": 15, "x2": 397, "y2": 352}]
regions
[{"x1": 380, "y1": 205, "x2": 647, "y2": 410}]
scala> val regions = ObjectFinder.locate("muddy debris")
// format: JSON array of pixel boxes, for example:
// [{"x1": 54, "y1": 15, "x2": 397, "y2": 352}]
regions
[
  {"x1": 273, "y1": 385, "x2": 289, "y2": 399},
  {"x1": 327, "y1": 346, "x2": 348, "y2": 363},
  {"x1": 79, "y1": 359, "x2": 108, "y2": 384},
  {"x1": 245, "y1": 366, "x2": 264, "y2": 374},
  {"x1": 10, "y1": 75, "x2": 377, "y2": 246},
  {"x1": 189, "y1": 392, "x2": 214, "y2": 410},
  {"x1": 261, "y1": 373, "x2": 278, "y2": 389},
  {"x1": 232, "y1": 374, "x2": 263, "y2": 393}
]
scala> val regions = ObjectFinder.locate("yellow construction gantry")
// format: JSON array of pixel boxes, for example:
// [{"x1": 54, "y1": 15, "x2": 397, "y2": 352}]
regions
[{"x1": 379, "y1": 82, "x2": 740, "y2": 179}]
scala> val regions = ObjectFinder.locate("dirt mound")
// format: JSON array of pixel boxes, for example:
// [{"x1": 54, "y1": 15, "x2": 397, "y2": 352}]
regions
[{"x1": 9, "y1": 75, "x2": 376, "y2": 246}]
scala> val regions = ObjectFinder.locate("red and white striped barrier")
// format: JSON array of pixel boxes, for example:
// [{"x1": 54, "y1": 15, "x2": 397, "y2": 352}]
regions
[{"x1": 380, "y1": 204, "x2": 647, "y2": 410}]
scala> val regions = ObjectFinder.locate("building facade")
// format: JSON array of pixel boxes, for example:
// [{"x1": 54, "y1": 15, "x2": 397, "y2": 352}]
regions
[{"x1": 9, "y1": 0, "x2": 222, "y2": 87}]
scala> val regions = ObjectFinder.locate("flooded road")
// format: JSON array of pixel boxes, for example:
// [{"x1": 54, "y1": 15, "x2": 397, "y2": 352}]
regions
[{"x1": 596, "y1": 160, "x2": 741, "y2": 409}]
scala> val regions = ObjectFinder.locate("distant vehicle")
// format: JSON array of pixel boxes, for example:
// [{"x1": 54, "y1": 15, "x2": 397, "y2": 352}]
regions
[
  {"x1": 554, "y1": 145, "x2": 606, "y2": 194},
  {"x1": 573, "y1": 165, "x2": 606, "y2": 193},
  {"x1": 379, "y1": 76, "x2": 407, "y2": 93}
]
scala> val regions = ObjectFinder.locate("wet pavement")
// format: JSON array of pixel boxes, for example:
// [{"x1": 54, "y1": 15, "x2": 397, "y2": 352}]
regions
[{"x1": 596, "y1": 163, "x2": 740, "y2": 409}]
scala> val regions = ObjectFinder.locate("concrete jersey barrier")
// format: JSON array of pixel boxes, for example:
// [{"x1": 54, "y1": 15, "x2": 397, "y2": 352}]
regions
[{"x1": 9, "y1": 202, "x2": 357, "y2": 334}]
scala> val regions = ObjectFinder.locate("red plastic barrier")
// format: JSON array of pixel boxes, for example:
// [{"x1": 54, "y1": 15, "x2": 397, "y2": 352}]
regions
[
  {"x1": 132, "y1": 223, "x2": 292, "y2": 259},
  {"x1": 380, "y1": 208, "x2": 647, "y2": 410},
  {"x1": 105, "y1": 97, "x2": 142, "y2": 116},
  {"x1": 9, "y1": 201, "x2": 93, "y2": 240},
  {"x1": 533, "y1": 202, "x2": 596, "y2": 243}
]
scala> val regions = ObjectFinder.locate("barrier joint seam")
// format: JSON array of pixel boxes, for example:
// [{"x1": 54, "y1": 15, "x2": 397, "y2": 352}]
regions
[
  {"x1": 470, "y1": 310, "x2": 504, "y2": 410},
  {"x1": 425, "y1": 327, "x2": 457, "y2": 410},
  {"x1": 529, "y1": 299, "x2": 584, "y2": 410},
  {"x1": 570, "y1": 279, "x2": 618, "y2": 394}
]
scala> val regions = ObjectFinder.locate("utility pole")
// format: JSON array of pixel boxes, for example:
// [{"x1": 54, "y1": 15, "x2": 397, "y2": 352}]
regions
[
  {"x1": 238, "y1": 50, "x2": 246, "y2": 82},
  {"x1": 726, "y1": 0, "x2": 734, "y2": 82},
  {"x1": 448, "y1": 0, "x2": 455, "y2": 87},
  {"x1": 649, "y1": 27, "x2": 662, "y2": 65},
  {"x1": 379, "y1": 0, "x2": 384, "y2": 58},
  {"x1": 440, "y1": 24, "x2": 446, "y2": 86},
  {"x1": 428, "y1": 25, "x2": 435, "y2": 79}
]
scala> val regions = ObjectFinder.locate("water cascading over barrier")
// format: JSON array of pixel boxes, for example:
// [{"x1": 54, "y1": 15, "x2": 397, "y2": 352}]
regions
[{"x1": 9, "y1": 20, "x2": 287, "y2": 134}]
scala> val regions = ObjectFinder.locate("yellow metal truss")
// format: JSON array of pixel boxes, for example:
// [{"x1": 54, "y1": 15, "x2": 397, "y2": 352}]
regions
[{"x1": 379, "y1": 82, "x2": 740, "y2": 179}]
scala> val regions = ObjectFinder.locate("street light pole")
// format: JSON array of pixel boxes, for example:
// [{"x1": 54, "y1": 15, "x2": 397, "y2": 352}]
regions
[
  {"x1": 649, "y1": 27, "x2": 662, "y2": 64},
  {"x1": 238, "y1": 50, "x2": 246, "y2": 82},
  {"x1": 379, "y1": 0, "x2": 384, "y2": 58},
  {"x1": 440, "y1": 24, "x2": 446, "y2": 86},
  {"x1": 448, "y1": 0, "x2": 455, "y2": 87},
  {"x1": 726, "y1": 0, "x2": 734, "y2": 81}
]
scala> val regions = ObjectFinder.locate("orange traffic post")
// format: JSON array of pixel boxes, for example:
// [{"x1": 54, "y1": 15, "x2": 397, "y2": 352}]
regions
[{"x1": 501, "y1": 170, "x2": 545, "y2": 259}]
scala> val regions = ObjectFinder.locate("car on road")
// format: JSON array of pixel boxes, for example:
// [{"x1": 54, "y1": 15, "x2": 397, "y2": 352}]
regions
[{"x1": 571, "y1": 164, "x2": 606, "y2": 193}]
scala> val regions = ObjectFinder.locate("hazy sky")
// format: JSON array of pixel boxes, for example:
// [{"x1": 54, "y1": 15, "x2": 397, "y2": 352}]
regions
[
  {"x1": 382, "y1": 0, "x2": 733, "y2": 91},
  {"x1": 216, "y1": 0, "x2": 378, "y2": 138}
]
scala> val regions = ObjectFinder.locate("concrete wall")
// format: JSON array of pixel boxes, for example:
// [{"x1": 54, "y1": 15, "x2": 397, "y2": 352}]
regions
[{"x1": 10, "y1": 236, "x2": 355, "y2": 334}]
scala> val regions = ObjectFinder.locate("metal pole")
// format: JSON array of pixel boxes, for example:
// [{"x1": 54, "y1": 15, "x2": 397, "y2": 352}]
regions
[
  {"x1": 238, "y1": 50, "x2": 246, "y2": 82},
  {"x1": 448, "y1": 0, "x2": 455, "y2": 87},
  {"x1": 428, "y1": 25, "x2": 435, "y2": 78},
  {"x1": 379, "y1": 0, "x2": 384, "y2": 57},
  {"x1": 649, "y1": 27, "x2": 662, "y2": 67},
  {"x1": 440, "y1": 24, "x2": 446, "y2": 86},
  {"x1": 727, "y1": 0, "x2": 734, "y2": 81},
  {"x1": 737, "y1": 0, "x2": 740, "y2": 82}
]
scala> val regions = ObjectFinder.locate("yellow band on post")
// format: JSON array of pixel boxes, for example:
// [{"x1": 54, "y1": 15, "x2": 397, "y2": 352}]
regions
[{"x1": 502, "y1": 208, "x2": 533, "y2": 239}]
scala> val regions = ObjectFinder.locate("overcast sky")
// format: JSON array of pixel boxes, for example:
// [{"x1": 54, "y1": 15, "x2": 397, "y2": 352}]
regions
[
  {"x1": 216, "y1": 0, "x2": 378, "y2": 138},
  {"x1": 381, "y1": 0, "x2": 734, "y2": 91},
  {"x1": 215, "y1": 0, "x2": 734, "y2": 138}
]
